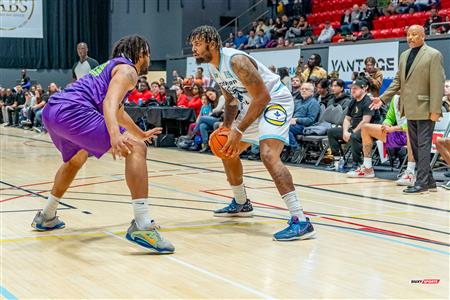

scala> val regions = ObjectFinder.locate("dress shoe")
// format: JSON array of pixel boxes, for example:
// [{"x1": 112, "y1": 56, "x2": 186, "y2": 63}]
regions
[{"x1": 403, "y1": 185, "x2": 429, "y2": 194}]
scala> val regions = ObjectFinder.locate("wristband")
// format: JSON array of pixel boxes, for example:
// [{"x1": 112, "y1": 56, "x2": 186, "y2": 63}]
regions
[{"x1": 234, "y1": 126, "x2": 244, "y2": 135}]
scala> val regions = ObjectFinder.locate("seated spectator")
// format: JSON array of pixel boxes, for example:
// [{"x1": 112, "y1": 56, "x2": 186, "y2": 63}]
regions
[
  {"x1": 244, "y1": 30, "x2": 258, "y2": 49},
  {"x1": 19, "y1": 91, "x2": 33, "y2": 128},
  {"x1": 8, "y1": 85, "x2": 26, "y2": 127},
  {"x1": 415, "y1": 0, "x2": 431, "y2": 11},
  {"x1": 20, "y1": 69, "x2": 31, "y2": 90},
  {"x1": 317, "y1": 21, "x2": 335, "y2": 43},
  {"x1": 288, "y1": 82, "x2": 321, "y2": 162},
  {"x1": 285, "y1": 16, "x2": 309, "y2": 39},
  {"x1": 349, "y1": 95, "x2": 416, "y2": 186},
  {"x1": 315, "y1": 78, "x2": 334, "y2": 107},
  {"x1": 274, "y1": 14, "x2": 291, "y2": 38},
  {"x1": 150, "y1": 81, "x2": 161, "y2": 101},
  {"x1": 233, "y1": 31, "x2": 248, "y2": 49},
  {"x1": 363, "y1": 57, "x2": 383, "y2": 97},
  {"x1": 276, "y1": 37, "x2": 286, "y2": 48},
  {"x1": 2, "y1": 89, "x2": 15, "y2": 126},
  {"x1": 327, "y1": 78, "x2": 381, "y2": 171},
  {"x1": 278, "y1": 67, "x2": 291, "y2": 91},
  {"x1": 351, "y1": 4, "x2": 361, "y2": 32},
  {"x1": 255, "y1": 29, "x2": 269, "y2": 48},
  {"x1": 338, "y1": 33, "x2": 356, "y2": 43},
  {"x1": 341, "y1": 9, "x2": 353, "y2": 35},
  {"x1": 186, "y1": 83, "x2": 203, "y2": 116},
  {"x1": 158, "y1": 85, "x2": 167, "y2": 105},
  {"x1": 295, "y1": 56, "x2": 306, "y2": 79},
  {"x1": 31, "y1": 89, "x2": 47, "y2": 133},
  {"x1": 196, "y1": 89, "x2": 225, "y2": 152},
  {"x1": 302, "y1": 54, "x2": 327, "y2": 82},
  {"x1": 188, "y1": 94, "x2": 213, "y2": 143},
  {"x1": 443, "y1": 79, "x2": 450, "y2": 112},
  {"x1": 424, "y1": 7, "x2": 442, "y2": 34},
  {"x1": 356, "y1": 26, "x2": 373, "y2": 40},
  {"x1": 396, "y1": 0, "x2": 415, "y2": 14},
  {"x1": 436, "y1": 136, "x2": 450, "y2": 189},
  {"x1": 329, "y1": 79, "x2": 352, "y2": 109},
  {"x1": 174, "y1": 85, "x2": 189, "y2": 107},
  {"x1": 0, "y1": 88, "x2": 5, "y2": 123},
  {"x1": 256, "y1": 18, "x2": 271, "y2": 38},
  {"x1": 291, "y1": 76, "x2": 303, "y2": 99},
  {"x1": 359, "y1": 4, "x2": 375, "y2": 29},
  {"x1": 128, "y1": 81, "x2": 153, "y2": 104}
]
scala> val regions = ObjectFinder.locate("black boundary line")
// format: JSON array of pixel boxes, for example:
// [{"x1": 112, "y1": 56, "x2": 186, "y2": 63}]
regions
[
  {"x1": 24, "y1": 195, "x2": 450, "y2": 248},
  {"x1": 64, "y1": 191, "x2": 449, "y2": 236},
  {"x1": 145, "y1": 158, "x2": 450, "y2": 213},
  {"x1": 0, "y1": 180, "x2": 78, "y2": 209},
  {"x1": 1, "y1": 208, "x2": 71, "y2": 214},
  {"x1": 3, "y1": 132, "x2": 447, "y2": 212}
]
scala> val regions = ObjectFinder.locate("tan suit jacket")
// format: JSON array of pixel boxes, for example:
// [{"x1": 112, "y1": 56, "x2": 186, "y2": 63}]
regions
[{"x1": 380, "y1": 44, "x2": 445, "y2": 120}]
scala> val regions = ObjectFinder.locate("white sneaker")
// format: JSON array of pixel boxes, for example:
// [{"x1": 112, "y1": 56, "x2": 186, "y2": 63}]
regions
[
  {"x1": 347, "y1": 166, "x2": 375, "y2": 178},
  {"x1": 396, "y1": 170, "x2": 416, "y2": 186}
]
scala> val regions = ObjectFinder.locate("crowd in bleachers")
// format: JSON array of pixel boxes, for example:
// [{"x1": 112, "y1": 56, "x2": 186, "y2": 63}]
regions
[{"x1": 223, "y1": 0, "x2": 450, "y2": 49}]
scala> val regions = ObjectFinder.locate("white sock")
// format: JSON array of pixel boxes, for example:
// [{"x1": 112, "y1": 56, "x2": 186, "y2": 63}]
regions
[
  {"x1": 282, "y1": 190, "x2": 306, "y2": 221},
  {"x1": 407, "y1": 162, "x2": 416, "y2": 173},
  {"x1": 363, "y1": 157, "x2": 373, "y2": 169},
  {"x1": 132, "y1": 198, "x2": 153, "y2": 230},
  {"x1": 231, "y1": 183, "x2": 247, "y2": 204},
  {"x1": 42, "y1": 194, "x2": 60, "y2": 219}
]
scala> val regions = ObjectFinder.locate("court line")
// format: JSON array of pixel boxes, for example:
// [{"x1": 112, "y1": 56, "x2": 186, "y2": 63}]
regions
[
  {"x1": 105, "y1": 232, "x2": 276, "y2": 300},
  {"x1": 0, "y1": 286, "x2": 18, "y2": 300}
]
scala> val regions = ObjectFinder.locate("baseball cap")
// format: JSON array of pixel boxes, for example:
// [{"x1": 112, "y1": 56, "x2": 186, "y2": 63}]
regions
[{"x1": 350, "y1": 78, "x2": 368, "y2": 89}]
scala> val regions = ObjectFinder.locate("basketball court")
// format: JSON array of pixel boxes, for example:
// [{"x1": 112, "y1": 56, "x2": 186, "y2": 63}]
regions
[{"x1": 1, "y1": 128, "x2": 448, "y2": 299}]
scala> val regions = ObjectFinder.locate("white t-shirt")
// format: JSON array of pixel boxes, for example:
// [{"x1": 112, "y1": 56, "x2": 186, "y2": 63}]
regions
[{"x1": 74, "y1": 60, "x2": 92, "y2": 80}]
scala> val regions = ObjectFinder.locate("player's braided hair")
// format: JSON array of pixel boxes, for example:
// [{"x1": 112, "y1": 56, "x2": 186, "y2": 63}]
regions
[
  {"x1": 111, "y1": 35, "x2": 150, "y2": 64},
  {"x1": 188, "y1": 25, "x2": 222, "y2": 49}
]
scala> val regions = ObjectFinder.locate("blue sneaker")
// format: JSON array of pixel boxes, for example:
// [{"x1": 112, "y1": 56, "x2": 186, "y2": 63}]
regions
[
  {"x1": 214, "y1": 198, "x2": 254, "y2": 217},
  {"x1": 31, "y1": 211, "x2": 65, "y2": 231},
  {"x1": 273, "y1": 216, "x2": 316, "y2": 241},
  {"x1": 125, "y1": 220, "x2": 175, "y2": 254}
]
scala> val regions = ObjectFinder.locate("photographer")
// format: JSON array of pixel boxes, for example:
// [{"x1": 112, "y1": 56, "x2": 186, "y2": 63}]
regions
[{"x1": 362, "y1": 57, "x2": 383, "y2": 97}]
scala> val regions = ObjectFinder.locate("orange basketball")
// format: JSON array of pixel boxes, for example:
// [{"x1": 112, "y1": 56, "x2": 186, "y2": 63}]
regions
[{"x1": 209, "y1": 128, "x2": 229, "y2": 159}]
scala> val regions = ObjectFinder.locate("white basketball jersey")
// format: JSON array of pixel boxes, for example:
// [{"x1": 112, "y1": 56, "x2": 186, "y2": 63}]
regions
[{"x1": 208, "y1": 48, "x2": 284, "y2": 116}]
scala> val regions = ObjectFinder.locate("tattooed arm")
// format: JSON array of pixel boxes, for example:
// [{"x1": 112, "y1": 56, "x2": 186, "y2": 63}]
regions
[
  {"x1": 220, "y1": 86, "x2": 239, "y2": 129},
  {"x1": 229, "y1": 54, "x2": 271, "y2": 133}
]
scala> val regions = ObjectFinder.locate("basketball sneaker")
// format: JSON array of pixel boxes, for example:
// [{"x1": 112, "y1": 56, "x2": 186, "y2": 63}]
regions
[
  {"x1": 213, "y1": 198, "x2": 254, "y2": 217},
  {"x1": 125, "y1": 220, "x2": 175, "y2": 254},
  {"x1": 273, "y1": 216, "x2": 316, "y2": 241},
  {"x1": 347, "y1": 166, "x2": 375, "y2": 178},
  {"x1": 396, "y1": 170, "x2": 416, "y2": 186},
  {"x1": 31, "y1": 211, "x2": 65, "y2": 231}
]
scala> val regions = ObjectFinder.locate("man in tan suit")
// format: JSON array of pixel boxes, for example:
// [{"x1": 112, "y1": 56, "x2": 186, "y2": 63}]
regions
[{"x1": 371, "y1": 25, "x2": 445, "y2": 194}]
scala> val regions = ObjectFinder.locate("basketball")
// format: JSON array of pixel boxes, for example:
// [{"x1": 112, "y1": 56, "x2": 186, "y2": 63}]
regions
[{"x1": 209, "y1": 128, "x2": 229, "y2": 159}]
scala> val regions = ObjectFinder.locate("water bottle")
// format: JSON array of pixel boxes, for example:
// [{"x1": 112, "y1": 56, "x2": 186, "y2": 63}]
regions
[
  {"x1": 338, "y1": 158, "x2": 345, "y2": 173},
  {"x1": 138, "y1": 98, "x2": 143, "y2": 106}
]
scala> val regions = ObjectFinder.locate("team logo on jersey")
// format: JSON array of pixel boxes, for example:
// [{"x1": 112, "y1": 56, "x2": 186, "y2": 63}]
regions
[
  {"x1": 264, "y1": 104, "x2": 287, "y2": 126},
  {"x1": 224, "y1": 71, "x2": 233, "y2": 79}
]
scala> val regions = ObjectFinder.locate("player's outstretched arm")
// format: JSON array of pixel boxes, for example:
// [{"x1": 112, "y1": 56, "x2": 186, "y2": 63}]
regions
[{"x1": 230, "y1": 55, "x2": 271, "y2": 133}]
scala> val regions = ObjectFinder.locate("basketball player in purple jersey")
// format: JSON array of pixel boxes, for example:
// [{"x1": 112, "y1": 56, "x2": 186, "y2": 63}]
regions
[{"x1": 31, "y1": 35, "x2": 174, "y2": 254}]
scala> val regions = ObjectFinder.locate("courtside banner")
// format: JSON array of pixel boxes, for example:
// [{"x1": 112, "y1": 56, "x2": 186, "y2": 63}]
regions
[
  {"x1": 328, "y1": 41, "x2": 399, "y2": 82},
  {"x1": 0, "y1": 0, "x2": 43, "y2": 38},
  {"x1": 249, "y1": 48, "x2": 301, "y2": 76}
]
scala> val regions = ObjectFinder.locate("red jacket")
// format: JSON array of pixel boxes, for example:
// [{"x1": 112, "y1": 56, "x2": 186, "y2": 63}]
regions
[
  {"x1": 177, "y1": 94, "x2": 189, "y2": 107},
  {"x1": 188, "y1": 96, "x2": 202, "y2": 116},
  {"x1": 128, "y1": 89, "x2": 153, "y2": 104}
]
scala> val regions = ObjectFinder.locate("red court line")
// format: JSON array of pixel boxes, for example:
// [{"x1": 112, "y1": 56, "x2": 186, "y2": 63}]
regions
[
  {"x1": 201, "y1": 189, "x2": 447, "y2": 246},
  {"x1": 0, "y1": 176, "x2": 101, "y2": 192}
]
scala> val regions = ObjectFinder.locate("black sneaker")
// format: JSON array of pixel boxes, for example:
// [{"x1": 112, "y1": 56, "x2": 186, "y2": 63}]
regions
[{"x1": 214, "y1": 198, "x2": 254, "y2": 217}]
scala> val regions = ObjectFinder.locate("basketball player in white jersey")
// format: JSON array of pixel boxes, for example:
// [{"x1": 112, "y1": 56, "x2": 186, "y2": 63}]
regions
[{"x1": 189, "y1": 26, "x2": 315, "y2": 241}]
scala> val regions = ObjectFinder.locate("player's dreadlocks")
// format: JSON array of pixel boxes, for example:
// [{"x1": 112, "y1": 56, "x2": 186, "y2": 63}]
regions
[
  {"x1": 111, "y1": 35, "x2": 150, "y2": 64},
  {"x1": 188, "y1": 25, "x2": 222, "y2": 49}
]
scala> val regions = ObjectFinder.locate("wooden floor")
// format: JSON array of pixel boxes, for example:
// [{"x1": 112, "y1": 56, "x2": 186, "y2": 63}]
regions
[{"x1": 1, "y1": 127, "x2": 449, "y2": 299}]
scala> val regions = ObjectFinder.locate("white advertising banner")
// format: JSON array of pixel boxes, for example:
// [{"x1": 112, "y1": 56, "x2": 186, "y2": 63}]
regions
[
  {"x1": 186, "y1": 57, "x2": 210, "y2": 78},
  {"x1": 0, "y1": 0, "x2": 43, "y2": 38},
  {"x1": 327, "y1": 41, "x2": 399, "y2": 81},
  {"x1": 249, "y1": 48, "x2": 301, "y2": 76}
]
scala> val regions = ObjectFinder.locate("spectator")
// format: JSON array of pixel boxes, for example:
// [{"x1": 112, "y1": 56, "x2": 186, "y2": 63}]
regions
[
  {"x1": 397, "y1": 0, "x2": 415, "y2": 14},
  {"x1": 315, "y1": 78, "x2": 334, "y2": 107},
  {"x1": 20, "y1": 69, "x2": 31, "y2": 90},
  {"x1": 341, "y1": 9, "x2": 353, "y2": 35},
  {"x1": 188, "y1": 94, "x2": 213, "y2": 146},
  {"x1": 159, "y1": 78, "x2": 166, "y2": 86},
  {"x1": 255, "y1": 29, "x2": 269, "y2": 48},
  {"x1": 443, "y1": 80, "x2": 450, "y2": 112},
  {"x1": 150, "y1": 81, "x2": 161, "y2": 101},
  {"x1": 272, "y1": 17, "x2": 284, "y2": 38},
  {"x1": 328, "y1": 78, "x2": 381, "y2": 171},
  {"x1": 291, "y1": 76, "x2": 303, "y2": 99},
  {"x1": 436, "y1": 136, "x2": 450, "y2": 189},
  {"x1": 234, "y1": 31, "x2": 248, "y2": 49},
  {"x1": 72, "y1": 42, "x2": 99, "y2": 80},
  {"x1": 0, "y1": 88, "x2": 5, "y2": 123},
  {"x1": 329, "y1": 79, "x2": 352, "y2": 109},
  {"x1": 302, "y1": 54, "x2": 327, "y2": 82},
  {"x1": 351, "y1": 4, "x2": 361, "y2": 32},
  {"x1": 31, "y1": 89, "x2": 47, "y2": 133},
  {"x1": 2, "y1": 89, "x2": 15, "y2": 126},
  {"x1": 349, "y1": 95, "x2": 415, "y2": 182},
  {"x1": 174, "y1": 85, "x2": 189, "y2": 107},
  {"x1": 278, "y1": 67, "x2": 291, "y2": 91},
  {"x1": 276, "y1": 37, "x2": 286, "y2": 48},
  {"x1": 256, "y1": 18, "x2": 271, "y2": 37},
  {"x1": 196, "y1": 88, "x2": 225, "y2": 152},
  {"x1": 274, "y1": 14, "x2": 290, "y2": 38},
  {"x1": 288, "y1": 82, "x2": 321, "y2": 162},
  {"x1": 302, "y1": 36, "x2": 315, "y2": 46},
  {"x1": 359, "y1": 4, "x2": 375, "y2": 29},
  {"x1": 295, "y1": 56, "x2": 306, "y2": 79},
  {"x1": 19, "y1": 91, "x2": 33, "y2": 127},
  {"x1": 317, "y1": 21, "x2": 335, "y2": 43},
  {"x1": 159, "y1": 85, "x2": 167, "y2": 105},
  {"x1": 338, "y1": 33, "x2": 357, "y2": 43},
  {"x1": 244, "y1": 30, "x2": 258, "y2": 49},
  {"x1": 129, "y1": 81, "x2": 153, "y2": 104},
  {"x1": 415, "y1": 0, "x2": 431, "y2": 11},
  {"x1": 363, "y1": 57, "x2": 384, "y2": 97},
  {"x1": 8, "y1": 85, "x2": 26, "y2": 127},
  {"x1": 195, "y1": 67, "x2": 209, "y2": 89},
  {"x1": 186, "y1": 83, "x2": 203, "y2": 116},
  {"x1": 424, "y1": 7, "x2": 442, "y2": 34},
  {"x1": 356, "y1": 26, "x2": 373, "y2": 40}
]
